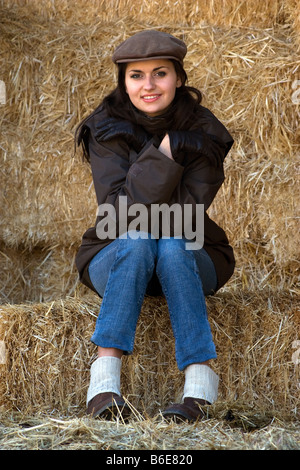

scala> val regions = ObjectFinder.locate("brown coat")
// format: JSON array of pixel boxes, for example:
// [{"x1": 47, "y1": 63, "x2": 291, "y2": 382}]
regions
[{"x1": 75, "y1": 105, "x2": 235, "y2": 294}]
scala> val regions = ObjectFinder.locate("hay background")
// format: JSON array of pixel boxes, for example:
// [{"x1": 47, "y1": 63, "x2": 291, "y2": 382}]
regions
[
  {"x1": 0, "y1": 0, "x2": 299, "y2": 448},
  {"x1": 0, "y1": 291, "x2": 299, "y2": 417},
  {"x1": 0, "y1": 0, "x2": 299, "y2": 298}
]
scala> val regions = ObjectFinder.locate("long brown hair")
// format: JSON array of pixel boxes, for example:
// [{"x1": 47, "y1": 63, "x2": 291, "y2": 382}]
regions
[{"x1": 75, "y1": 60, "x2": 202, "y2": 161}]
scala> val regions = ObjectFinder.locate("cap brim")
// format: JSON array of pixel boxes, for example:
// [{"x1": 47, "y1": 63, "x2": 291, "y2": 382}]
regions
[{"x1": 113, "y1": 55, "x2": 183, "y2": 64}]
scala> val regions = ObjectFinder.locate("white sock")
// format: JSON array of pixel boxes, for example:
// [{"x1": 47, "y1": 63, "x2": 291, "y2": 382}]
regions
[
  {"x1": 86, "y1": 356, "x2": 121, "y2": 405},
  {"x1": 182, "y1": 364, "x2": 219, "y2": 404}
]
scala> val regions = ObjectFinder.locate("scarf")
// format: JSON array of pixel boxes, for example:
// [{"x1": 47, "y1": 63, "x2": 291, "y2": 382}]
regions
[{"x1": 130, "y1": 102, "x2": 177, "y2": 136}]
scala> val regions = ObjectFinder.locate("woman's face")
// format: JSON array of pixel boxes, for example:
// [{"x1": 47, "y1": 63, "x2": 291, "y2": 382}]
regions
[{"x1": 124, "y1": 59, "x2": 182, "y2": 117}]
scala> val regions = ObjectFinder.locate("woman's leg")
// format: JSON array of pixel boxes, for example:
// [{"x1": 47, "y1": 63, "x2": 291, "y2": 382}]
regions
[
  {"x1": 156, "y1": 238, "x2": 217, "y2": 371},
  {"x1": 155, "y1": 238, "x2": 219, "y2": 421},
  {"x1": 89, "y1": 231, "x2": 157, "y2": 354},
  {"x1": 88, "y1": 241, "x2": 123, "y2": 359},
  {"x1": 86, "y1": 231, "x2": 157, "y2": 417}
]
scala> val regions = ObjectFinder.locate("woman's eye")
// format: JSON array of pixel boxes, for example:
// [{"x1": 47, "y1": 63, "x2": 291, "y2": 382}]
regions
[
  {"x1": 155, "y1": 71, "x2": 166, "y2": 77},
  {"x1": 129, "y1": 70, "x2": 167, "y2": 80}
]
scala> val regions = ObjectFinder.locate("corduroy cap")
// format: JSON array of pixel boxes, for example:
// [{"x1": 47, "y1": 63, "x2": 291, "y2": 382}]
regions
[{"x1": 112, "y1": 30, "x2": 187, "y2": 65}]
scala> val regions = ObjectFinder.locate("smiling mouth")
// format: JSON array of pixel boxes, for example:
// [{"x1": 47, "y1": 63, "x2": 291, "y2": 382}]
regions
[{"x1": 141, "y1": 94, "x2": 161, "y2": 102}]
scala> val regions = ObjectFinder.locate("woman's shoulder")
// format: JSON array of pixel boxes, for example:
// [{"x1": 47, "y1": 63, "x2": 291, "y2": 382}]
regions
[
  {"x1": 84, "y1": 106, "x2": 109, "y2": 131},
  {"x1": 193, "y1": 105, "x2": 233, "y2": 146},
  {"x1": 193, "y1": 104, "x2": 220, "y2": 126}
]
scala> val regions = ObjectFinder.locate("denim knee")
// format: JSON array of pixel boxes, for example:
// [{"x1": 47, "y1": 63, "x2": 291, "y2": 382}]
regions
[
  {"x1": 117, "y1": 231, "x2": 157, "y2": 273},
  {"x1": 156, "y1": 238, "x2": 217, "y2": 297},
  {"x1": 157, "y1": 237, "x2": 194, "y2": 269}
]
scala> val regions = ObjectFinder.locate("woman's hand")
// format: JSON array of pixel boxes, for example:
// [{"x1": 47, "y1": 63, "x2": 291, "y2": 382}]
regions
[
  {"x1": 158, "y1": 134, "x2": 174, "y2": 160},
  {"x1": 95, "y1": 117, "x2": 150, "y2": 152},
  {"x1": 168, "y1": 129, "x2": 225, "y2": 168}
]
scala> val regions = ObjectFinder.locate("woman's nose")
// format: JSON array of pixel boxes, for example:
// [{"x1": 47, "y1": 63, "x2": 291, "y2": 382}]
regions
[{"x1": 143, "y1": 75, "x2": 155, "y2": 90}]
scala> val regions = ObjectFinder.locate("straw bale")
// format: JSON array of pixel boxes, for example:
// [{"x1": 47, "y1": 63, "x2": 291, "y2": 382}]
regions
[
  {"x1": 0, "y1": 8, "x2": 112, "y2": 249},
  {"x1": 0, "y1": 2, "x2": 299, "y2": 446},
  {"x1": 0, "y1": 129, "x2": 95, "y2": 250},
  {"x1": 284, "y1": 0, "x2": 300, "y2": 49},
  {"x1": 0, "y1": 243, "x2": 86, "y2": 305},
  {"x1": 0, "y1": 411, "x2": 299, "y2": 450},
  {"x1": 0, "y1": 0, "x2": 289, "y2": 28},
  {"x1": 0, "y1": 290, "x2": 299, "y2": 419},
  {"x1": 182, "y1": 26, "x2": 299, "y2": 286},
  {"x1": 0, "y1": 5, "x2": 299, "y2": 291}
]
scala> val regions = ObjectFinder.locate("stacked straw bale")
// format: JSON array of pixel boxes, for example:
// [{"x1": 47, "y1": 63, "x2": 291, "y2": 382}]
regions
[
  {"x1": 0, "y1": 243, "x2": 80, "y2": 303},
  {"x1": 0, "y1": 2, "x2": 299, "y2": 300},
  {"x1": 0, "y1": 291, "x2": 299, "y2": 418},
  {"x1": 0, "y1": 0, "x2": 299, "y2": 418},
  {"x1": 2, "y1": 0, "x2": 300, "y2": 49},
  {"x1": 0, "y1": 0, "x2": 291, "y2": 28}
]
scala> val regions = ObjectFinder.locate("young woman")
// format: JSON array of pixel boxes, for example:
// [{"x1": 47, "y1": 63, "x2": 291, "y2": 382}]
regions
[{"x1": 75, "y1": 30, "x2": 235, "y2": 422}]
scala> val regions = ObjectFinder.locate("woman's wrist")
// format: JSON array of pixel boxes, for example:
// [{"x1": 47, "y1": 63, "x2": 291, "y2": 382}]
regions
[{"x1": 158, "y1": 134, "x2": 174, "y2": 160}]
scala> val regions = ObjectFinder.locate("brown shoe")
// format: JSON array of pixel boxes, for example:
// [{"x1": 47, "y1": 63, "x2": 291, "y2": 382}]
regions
[
  {"x1": 86, "y1": 392, "x2": 131, "y2": 420},
  {"x1": 162, "y1": 397, "x2": 210, "y2": 423}
]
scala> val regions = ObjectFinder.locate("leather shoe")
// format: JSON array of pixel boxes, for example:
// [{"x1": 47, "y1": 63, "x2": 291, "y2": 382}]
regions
[
  {"x1": 86, "y1": 392, "x2": 131, "y2": 420},
  {"x1": 162, "y1": 397, "x2": 210, "y2": 422}
]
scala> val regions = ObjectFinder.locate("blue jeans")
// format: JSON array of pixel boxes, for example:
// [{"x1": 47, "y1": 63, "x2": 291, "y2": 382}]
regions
[{"x1": 88, "y1": 231, "x2": 217, "y2": 371}]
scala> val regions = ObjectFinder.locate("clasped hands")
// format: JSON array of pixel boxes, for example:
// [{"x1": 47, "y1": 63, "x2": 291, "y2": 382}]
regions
[{"x1": 95, "y1": 117, "x2": 224, "y2": 168}]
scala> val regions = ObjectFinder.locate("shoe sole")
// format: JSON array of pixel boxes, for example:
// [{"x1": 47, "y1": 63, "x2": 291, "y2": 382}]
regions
[
  {"x1": 162, "y1": 410, "x2": 194, "y2": 423},
  {"x1": 92, "y1": 401, "x2": 132, "y2": 420}
]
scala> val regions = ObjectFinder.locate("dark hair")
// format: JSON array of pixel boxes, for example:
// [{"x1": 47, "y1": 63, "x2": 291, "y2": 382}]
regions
[{"x1": 75, "y1": 60, "x2": 202, "y2": 161}]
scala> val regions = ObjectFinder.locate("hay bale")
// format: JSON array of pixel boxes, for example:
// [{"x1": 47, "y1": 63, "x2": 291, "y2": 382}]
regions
[
  {"x1": 182, "y1": 26, "x2": 299, "y2": 287},
  {"x1": 0, "y1": 125, "x2": 95, "y2": 252},
  {"x1": 0, "y1": 5, "x2": 299, "y2": 291},
  {"x1": 0, "y1": 409, "x2": 299, "y2": 450},
  {"x1": 0, "y1": 0, "x2": 289, "y2": 28},
  {"x1": 0, "y1": 243, "x2": 86, "y2": 305},
  {"x1": 0, "y1": 290, "x2": 299, "y2": 419},
  {"x1": 0, "y1": 1, "x2": 299, "y2": 426},
  {"x1": 284, "y1": 0, "x2": 300, "y2": 49},
  {"x1": 0, "y1": 296, "x2": 97, "y2": 413}
]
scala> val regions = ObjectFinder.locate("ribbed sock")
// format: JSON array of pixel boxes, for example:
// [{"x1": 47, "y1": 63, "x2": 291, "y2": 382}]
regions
[
  {"x1": 86, "y1": 356, "x2": 121, "y2": 405},
  {"x1": 182, "y1": 364, "x2": 219, "y2": 404}
]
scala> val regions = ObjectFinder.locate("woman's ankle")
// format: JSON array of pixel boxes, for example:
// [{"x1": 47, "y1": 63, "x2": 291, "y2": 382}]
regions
[{"x1": 97, "y1": 346, "x2": 123, "y2": 359}]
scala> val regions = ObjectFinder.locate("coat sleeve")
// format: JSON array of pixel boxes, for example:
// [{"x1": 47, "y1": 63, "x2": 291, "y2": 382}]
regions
[
  {"x1": 193, "y1": 106, "x2": 234, "y2": 159},
  {"x1": 86, "y1": 123, "x2": 184, "y2": 239},
  {"x1": 169, "y1": 154, "x2": 225, "y2": 212},
  {"x1": 89, "y1": 132, "x2": 183, "y2": 206},
  {"x1": 169, "y1": 105, "x2": 233, "y2": 210}
]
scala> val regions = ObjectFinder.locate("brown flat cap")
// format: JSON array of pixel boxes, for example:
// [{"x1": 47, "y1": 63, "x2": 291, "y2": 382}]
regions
[{"x1": 112, "y1": 30, "x2": 187, "y2": 64}]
